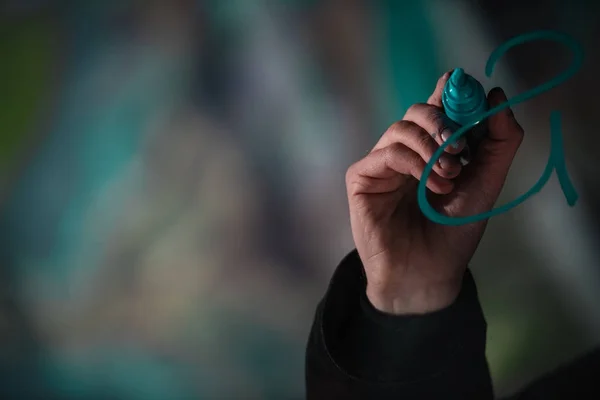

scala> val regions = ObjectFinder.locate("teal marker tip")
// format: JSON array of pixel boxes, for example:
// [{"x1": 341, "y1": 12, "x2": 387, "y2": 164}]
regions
[{"x1": 442, "y1": 68, "x2": 488, "y2": 127}]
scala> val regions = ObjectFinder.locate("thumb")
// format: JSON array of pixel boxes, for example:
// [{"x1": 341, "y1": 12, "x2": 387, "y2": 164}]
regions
[
  {"x1": 459, "y1": 87, "x2": 524, "y2": 207},
  {"x1": 483, "y1": 87, "x2": 524, "y2": 144}
]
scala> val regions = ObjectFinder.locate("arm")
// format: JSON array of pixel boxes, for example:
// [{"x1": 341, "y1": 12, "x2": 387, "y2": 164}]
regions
[
  {"x1": 304, "y1": 70, "x2": 600, "y2": 397},
  {"x1": 305, "y1": 250, "x2": 493, "y2": 400},
  {"x1": 306, "y1": 252, "x2": 600, "y2": 400},
  {"x1": 304, "y1": 71, "x2": 525, "y2": 399}
]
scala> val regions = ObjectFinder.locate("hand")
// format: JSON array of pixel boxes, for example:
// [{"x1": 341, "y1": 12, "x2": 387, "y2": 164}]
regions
[{"x1": 345, "y1": 71, "x2": 524, "y2": 314}]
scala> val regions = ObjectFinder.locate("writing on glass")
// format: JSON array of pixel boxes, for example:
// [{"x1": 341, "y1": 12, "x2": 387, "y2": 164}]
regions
[{"x1": 417, "y1": 30, "x2": 584, "y2": 226}]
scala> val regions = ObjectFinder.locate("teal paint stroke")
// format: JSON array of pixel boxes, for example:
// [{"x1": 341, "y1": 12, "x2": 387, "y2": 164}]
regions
[{"x1": 418, "y1": 30, "x2": 584, "y2": 226}]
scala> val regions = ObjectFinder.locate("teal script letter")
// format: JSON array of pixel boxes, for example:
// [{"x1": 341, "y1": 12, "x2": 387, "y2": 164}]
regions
[{"x1": 417, "y1": 30, "x2": 584, "y2": 226}]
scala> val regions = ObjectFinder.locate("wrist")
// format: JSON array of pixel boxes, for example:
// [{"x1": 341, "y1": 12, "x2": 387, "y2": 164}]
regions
[{"x1": 365, "y1": 278, "x2": 462, "y2": 315}]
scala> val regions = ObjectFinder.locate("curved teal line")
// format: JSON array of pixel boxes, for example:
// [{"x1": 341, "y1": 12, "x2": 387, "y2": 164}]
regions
[{"x1": 417, "y1": 30, "x2": 584, "y2": 226}]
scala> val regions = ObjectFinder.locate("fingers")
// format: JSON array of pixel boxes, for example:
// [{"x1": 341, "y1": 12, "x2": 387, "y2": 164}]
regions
[
  {"x1": 373, "y1": 120, "x2": 462, "y2": 179},
  {"x1": 427, "y1": 70, "x2": 453, "y2": 108},
  {"x1": 485, "y1": 87, "x2": 524, "y2": 145},
  {"x1": 346, "y1": 143, "x2": 454, "y2": 196},
  {"x1": 403, "y1": 103, "x2": 467, "y2": 155},
  {"x1": 349, "y1": 71, "x2": 471, "y2": 200},
  {"x1": 346, "y1": 74, "x2": 523, "y2": 215},
  {"x1": 462, "y1": 87, "x2": 524, "y2": 205},
  {"x1": 404, "y1": 70, "x2": 467, "y2": 155},
  {"x1": 474, "y1": 87, "x2": 524, "y2": 169}
]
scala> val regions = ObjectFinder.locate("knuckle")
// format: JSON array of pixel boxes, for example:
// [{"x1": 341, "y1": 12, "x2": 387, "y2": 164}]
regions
[
  {"x1": 408, "y1": 151, "x2": 424, "y2": 170},
  {"x1": 384, "y1": 142, "x2": 405, "y2": 159},
  {"x1": 406, "y1": 103, "x2": 422, "y2": 115},
  {"x1": 387, "y1": 120, "x2": 411, "y2": 135},
  {"x1": 345, "y1": 164, "x2": 363, "y2": 194},
  {"x1": 415, "y1": 132, "x2": 434, "y2": 151},
  {"x1": 405, "y1": 103, "x2": 428, "y2": 119},
  {"x1": 345, "y1": 162, "x2": 359, "y2": 184},
  {"x1": 429, "y1": 110, "x2": 447, "y2": 132},
  {"x1": 407, "y1": 160, "x2": 422, "y2": 179},
  {"x1": 511, "y1": 123, "x2": 525, "y2": 146},
  {"x1": 378, "y1": 143, "x2": 405, "y2": 169},
  {"x1": 385, "y1": 143, "x2": 414, "y2": 168}
]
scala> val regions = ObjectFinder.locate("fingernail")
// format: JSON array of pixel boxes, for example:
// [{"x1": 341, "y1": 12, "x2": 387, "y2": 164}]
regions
[
  {"x1": 438, "y1": 154, "x2": 456, "y2": 170},
  {"x1": 441, "y1": 128, "x2": 464, "y2": 149},
  {"x1": 441, "y1": 129, "x2": 452, "y2": 142}
]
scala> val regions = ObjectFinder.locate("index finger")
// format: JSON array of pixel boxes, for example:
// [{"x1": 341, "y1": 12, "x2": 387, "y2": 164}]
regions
[{"x1": 427, "y1": 70, "x2": 453, "y2": 108}]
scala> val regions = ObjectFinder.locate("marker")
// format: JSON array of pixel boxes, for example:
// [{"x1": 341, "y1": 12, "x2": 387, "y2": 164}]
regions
[
  {"x1": 418, "y1": 30, "x2": 583, "y2": 226},
  {"x1": 441, "y1": 68, "x2": 489, "y2": 165}
]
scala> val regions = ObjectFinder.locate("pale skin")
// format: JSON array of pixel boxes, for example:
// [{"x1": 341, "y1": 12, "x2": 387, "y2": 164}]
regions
[{"x1": 345, "y1": 71, "x2": 525, "y2": 315}]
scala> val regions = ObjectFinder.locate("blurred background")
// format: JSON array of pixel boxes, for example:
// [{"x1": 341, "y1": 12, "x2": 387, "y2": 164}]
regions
[{"x1": 1, "y1": 0, "x2": 599, "y2": 398}]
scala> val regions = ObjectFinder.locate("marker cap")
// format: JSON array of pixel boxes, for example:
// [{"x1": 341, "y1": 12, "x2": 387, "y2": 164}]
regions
[{"x1": 442, "y1": 68, "x2": 488, "y2": 126}]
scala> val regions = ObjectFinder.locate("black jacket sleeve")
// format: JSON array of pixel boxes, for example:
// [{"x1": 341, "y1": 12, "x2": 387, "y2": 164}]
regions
[
  {"x1": 305, "y1": 249, "x2": 493, "y2": 400},
  {"x1": 305, "y1": 250, "x2": 600, "y2": 400}
]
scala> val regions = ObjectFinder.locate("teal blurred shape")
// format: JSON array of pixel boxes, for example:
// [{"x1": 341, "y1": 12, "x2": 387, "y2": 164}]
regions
[
  {"x1": 383, "y1": 0, "x2": 442, "y2": 119},
  {"x1": 39, "y1": 347, "x2": 192, "y2": 400}
]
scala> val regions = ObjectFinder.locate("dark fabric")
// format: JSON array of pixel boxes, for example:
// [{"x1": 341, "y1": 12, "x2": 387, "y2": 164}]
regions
[
  {"x1": 305, "y1": 249, "x2": 600, "y2": 399},
  {"x1": 503, "y1": 347, "x2": 600, "y2": 400}
]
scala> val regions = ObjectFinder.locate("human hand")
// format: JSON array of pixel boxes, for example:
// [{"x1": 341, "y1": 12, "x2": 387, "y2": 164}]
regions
[{"x1": 345, "y1": 71, "x2": 524, "y2": 314}]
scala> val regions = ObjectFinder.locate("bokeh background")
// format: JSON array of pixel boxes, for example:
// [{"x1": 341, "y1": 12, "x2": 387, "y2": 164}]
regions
[{"x1": 1, "y1": 0, "x2": 599, "y2": 399}]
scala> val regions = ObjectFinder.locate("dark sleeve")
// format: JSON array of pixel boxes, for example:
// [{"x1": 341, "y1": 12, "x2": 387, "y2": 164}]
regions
[
  {"x1": 503, "y1": 347, "x2": 600, "y2": 400},
  {"x1": 305, "y1": 249, "x2": 494, "y2": 400}
]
